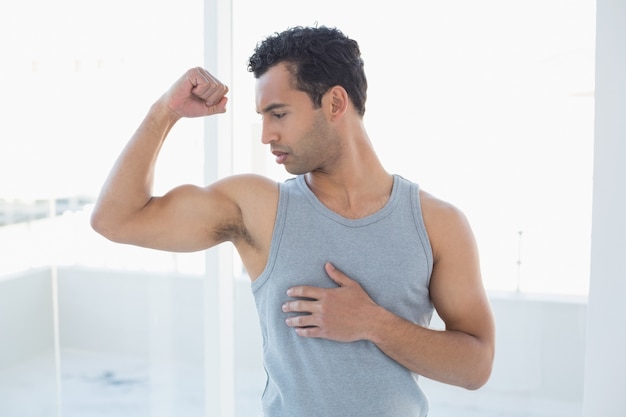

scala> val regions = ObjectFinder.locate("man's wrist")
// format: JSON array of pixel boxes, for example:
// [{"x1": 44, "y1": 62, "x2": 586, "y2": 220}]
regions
[{"x1": 148, "y1": 99, "x2": 182, "y2": 128}]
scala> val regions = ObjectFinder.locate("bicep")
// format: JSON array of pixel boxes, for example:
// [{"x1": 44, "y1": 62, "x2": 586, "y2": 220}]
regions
[{"x1": 120, "y1": 182, "x2": 241, "y2": 252}]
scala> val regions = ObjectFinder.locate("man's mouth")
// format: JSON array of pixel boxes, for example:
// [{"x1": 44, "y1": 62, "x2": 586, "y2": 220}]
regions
[{"x1": 272, "y1": 150, "x2": 288, "y2": 164}]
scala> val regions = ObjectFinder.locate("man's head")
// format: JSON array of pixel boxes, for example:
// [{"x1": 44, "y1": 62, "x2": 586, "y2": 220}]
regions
[{"x1": 248, "y1": 26, "x2": 367, "y2": 117}]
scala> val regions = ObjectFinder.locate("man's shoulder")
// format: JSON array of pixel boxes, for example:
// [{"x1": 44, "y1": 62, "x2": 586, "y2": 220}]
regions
[
  {"x1": 418, "y1": 188, "x2": 475, "y2": 260},
  {"x1": 219, "y1": 172, "x2": 279, "y2": 187},
  {"x1": 418, "y1": 189, "x2": 462, "y2": 217},
  {"x1": 212, "y1": 173, "x2": 279, "y2": 199}
]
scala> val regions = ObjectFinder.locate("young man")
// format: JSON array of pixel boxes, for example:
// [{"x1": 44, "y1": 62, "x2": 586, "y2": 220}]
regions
[{"x1": 91, "y1": 26, "x2": 495, "y2": 416}]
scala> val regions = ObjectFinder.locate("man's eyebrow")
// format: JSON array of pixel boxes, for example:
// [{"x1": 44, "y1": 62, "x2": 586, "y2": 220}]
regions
[{"x1": 257, "y1": 103, "x2": 288, "y2": 114}]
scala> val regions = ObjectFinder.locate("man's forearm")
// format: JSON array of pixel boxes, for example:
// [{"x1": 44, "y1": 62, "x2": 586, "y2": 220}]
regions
[
  {"x1": 90, "y1": 101, "x2": 179, "y2": 238},
  {"x1": 368, "y1": 308, "x2": 493, "y2": 390}
]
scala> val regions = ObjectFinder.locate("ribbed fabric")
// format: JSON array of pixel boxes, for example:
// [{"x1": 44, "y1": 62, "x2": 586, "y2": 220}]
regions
[{"x1": 251, "y1": 174, "x2": 434, "y2": 417}]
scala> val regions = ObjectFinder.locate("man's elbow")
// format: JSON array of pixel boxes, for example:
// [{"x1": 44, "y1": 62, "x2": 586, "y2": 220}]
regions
[
  {"x1": 90, "y1": 210, "x2": 112, "y2": 240},
  {"x1": 463, "y1": 348, "x2": 494, "y2": 390},
  {"x1": 464, "y1": 365, "x2": 492, "y2": 390},
  {"x1": 90, "y1": 208, "x2": 125, "y2": 243}
]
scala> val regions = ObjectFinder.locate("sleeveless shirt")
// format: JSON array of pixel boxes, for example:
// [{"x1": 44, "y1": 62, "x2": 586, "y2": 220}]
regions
[{"x1": 251, "y1": 174, "x2": 434, "y2": 417}]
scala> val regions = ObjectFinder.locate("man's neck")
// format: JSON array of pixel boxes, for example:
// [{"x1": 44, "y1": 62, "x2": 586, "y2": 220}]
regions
[{"x1": 304, "y1": 163, "x2": 393, "y2": 219}]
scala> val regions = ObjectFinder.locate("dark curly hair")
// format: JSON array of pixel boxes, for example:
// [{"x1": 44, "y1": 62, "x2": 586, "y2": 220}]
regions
[{"x1": 248, "y1": 26, "x2": 368, "y2": 117}]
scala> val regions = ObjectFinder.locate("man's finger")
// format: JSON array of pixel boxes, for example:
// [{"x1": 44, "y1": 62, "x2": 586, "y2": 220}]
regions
[
  {"x1": 286, "y1": 285, "x2": 325, "y2": 299},
  {"x1": 324, "y1": 262, "x2": 352, "y2": 287}
]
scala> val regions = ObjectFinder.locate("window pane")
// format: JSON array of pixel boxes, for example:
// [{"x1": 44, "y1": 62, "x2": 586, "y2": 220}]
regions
[
  {"x1": 0, "y1": 0, "x2": 206, "y2": 274},
  {"x1": 1, "y1": 1, "x2": 207, "y2": 416},
  {"x1": 231, "y1": 0, "x2": 595, "y2": 296}
]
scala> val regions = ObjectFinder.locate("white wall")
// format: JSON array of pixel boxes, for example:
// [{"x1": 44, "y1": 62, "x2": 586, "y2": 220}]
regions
[
  {"x1": 583, "y1": 0, "x2": 626, "y2": 415},
  {"x1": 423, "y1": 294, "x2": 587, "y2": 417},
  {"x1": 57, "y1": 267, "x2": 208, "y2": 416},
  {"x1": 0, "y1": 268, "x2": 57, "y2": 417},
  {"x1": 58, "y1": 266, "x2": 206, "y2": 364},
  {"x1": 0, "y1": 268, "x2": 55, "y2": 367}
]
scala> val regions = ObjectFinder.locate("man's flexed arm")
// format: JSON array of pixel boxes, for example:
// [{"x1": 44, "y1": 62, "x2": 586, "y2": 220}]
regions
[{"x1": 90, "y1": 68, "x2": 231, "y2": 251}]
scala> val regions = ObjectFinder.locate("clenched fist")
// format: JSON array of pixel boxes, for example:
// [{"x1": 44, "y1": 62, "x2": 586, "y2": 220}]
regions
[{"x1": 160, "y1": 67, "x2": 229, "y2": 119}]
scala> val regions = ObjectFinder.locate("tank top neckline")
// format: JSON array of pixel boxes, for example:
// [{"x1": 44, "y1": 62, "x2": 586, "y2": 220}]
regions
[{"x1": 294, "y1": 174, "x2": 402, "y2": 227}]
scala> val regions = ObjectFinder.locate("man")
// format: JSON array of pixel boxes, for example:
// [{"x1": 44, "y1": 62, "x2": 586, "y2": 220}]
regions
[{"x1": 91, "y1": 26, "x2": 494, "y2": 416}]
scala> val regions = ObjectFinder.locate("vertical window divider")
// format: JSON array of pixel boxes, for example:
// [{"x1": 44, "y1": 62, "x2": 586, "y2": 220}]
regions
[{"x1": 203, "y1": 0, "x2": 235, "y2": 416}]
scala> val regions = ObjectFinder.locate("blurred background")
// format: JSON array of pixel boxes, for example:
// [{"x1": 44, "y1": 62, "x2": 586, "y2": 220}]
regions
[{"x1": 0, "y1": 0, "x2": 615, "y2": 416}]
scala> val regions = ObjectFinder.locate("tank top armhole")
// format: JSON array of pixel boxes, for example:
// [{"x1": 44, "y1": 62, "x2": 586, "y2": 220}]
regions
[
  {"x1": 251, "y1": 181, "x2": 290, "y2": 292},
  {"x1": 411, "y1": 183, "x2": 434, "y2": 282}
]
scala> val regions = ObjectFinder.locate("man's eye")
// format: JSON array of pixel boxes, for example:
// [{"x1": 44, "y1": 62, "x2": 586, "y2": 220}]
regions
[{"x1": 273, "y1": 113, "x2": 286, "y2": 119}]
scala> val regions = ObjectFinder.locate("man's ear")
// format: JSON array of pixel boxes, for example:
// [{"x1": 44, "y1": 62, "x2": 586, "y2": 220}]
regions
[{"x1": 326, "y1": 85, "x2": 349, "y2": 120}]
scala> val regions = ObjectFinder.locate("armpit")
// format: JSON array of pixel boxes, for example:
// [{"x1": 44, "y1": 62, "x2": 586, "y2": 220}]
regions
[{"x1": 212, "y1": 219, "x2": 258, "y2": 249}]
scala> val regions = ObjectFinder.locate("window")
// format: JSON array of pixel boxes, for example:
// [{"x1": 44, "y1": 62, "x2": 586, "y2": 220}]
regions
[
  {"x1": 230, "y1": 0, "x2": 596, "y2": 296},
  {"x1": 0, "y1": 0, "x2": 206, "y2": 275}
]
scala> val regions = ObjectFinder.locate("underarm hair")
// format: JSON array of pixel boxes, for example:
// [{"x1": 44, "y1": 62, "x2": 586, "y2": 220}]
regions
[{"x1": 212, "y1": 218, "x2": 257, "y2": 249}]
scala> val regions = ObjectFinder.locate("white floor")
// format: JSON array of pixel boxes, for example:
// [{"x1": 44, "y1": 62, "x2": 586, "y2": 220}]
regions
[
  {"x1": 0, "y1": 350, "x2": 260, "y2": 417},
  {"x1": 0, "y1": 351, "x2": 580, "y2": 417}
]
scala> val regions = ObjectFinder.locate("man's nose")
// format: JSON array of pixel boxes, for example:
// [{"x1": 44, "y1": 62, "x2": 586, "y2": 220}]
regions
[{"x1": 260, "y1": 122, "x2": 278, "y2": 145}]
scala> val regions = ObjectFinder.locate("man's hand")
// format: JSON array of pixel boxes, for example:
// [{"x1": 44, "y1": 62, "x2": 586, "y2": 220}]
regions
[
  {"x1": 161, "y1": 67, "x2": 229, "y2": 120},
  {"x1": 282, "y1": 263, "x2": 381, "y2": 343}
]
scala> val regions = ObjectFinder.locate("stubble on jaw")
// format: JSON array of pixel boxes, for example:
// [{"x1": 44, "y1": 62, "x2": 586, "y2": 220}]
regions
[{"x1": 284, "y1": 111, "x2": 341, "y2": 176}]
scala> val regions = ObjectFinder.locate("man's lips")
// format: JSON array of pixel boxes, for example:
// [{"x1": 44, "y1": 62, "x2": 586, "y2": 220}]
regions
[{"x1": 272, "y1": 150, "x2": 288, "y2": 164}]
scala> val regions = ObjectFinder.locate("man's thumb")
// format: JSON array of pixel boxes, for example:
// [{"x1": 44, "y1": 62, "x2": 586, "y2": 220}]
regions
[{"x1": 325, "y1": 262, "x2": 349, "y2": 287}]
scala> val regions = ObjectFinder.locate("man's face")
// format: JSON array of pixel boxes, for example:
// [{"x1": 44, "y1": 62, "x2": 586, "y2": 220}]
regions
[{"x1": 255, "y1": 63, "x2": 341, "y2": 175}]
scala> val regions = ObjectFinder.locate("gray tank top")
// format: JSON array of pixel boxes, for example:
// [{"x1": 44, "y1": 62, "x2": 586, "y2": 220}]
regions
[{"x1": 251, "y1": 174, "x2": 434, "y2": 417}]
